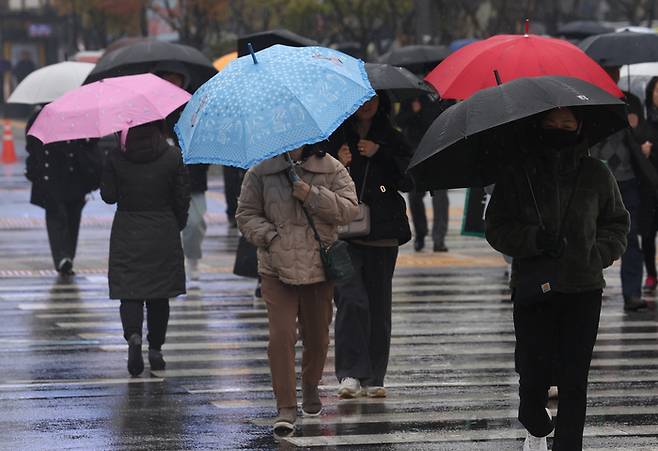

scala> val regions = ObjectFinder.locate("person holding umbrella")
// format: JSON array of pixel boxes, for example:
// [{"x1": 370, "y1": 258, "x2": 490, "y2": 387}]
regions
[
  {"x1": 328, "y1": 92, "x2": 413, "y2": 399},
  {"x1": 486, "y1": 106, "x2": 628, "y2": 450},
  {"x1": 27, "y1": 73, "x2": 193, "y2": 376},
  {"x1": 101, "y1": 120, "x2": 190, "y2": 376},
  {"x1": 407, "y1": 76, "x2": 630, "y2": 451},
  {"x1": 175, "y1": 44, "x2": 374, "y2": 434}
]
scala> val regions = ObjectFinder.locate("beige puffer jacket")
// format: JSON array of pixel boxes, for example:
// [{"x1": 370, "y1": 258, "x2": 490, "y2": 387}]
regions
[{"x1": 236, "y1": 153, "x2": 359, "y2": 285}]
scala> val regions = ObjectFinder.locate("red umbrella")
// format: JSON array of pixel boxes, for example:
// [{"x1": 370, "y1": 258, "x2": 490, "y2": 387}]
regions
[{"x1": 426, "y1": 30, "x2": 623, "y2": 100}]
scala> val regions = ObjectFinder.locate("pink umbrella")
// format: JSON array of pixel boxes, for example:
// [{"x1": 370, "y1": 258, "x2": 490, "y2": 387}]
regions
[{"x1": 28, "y1": 73, "x2": 191, "y2": 145}]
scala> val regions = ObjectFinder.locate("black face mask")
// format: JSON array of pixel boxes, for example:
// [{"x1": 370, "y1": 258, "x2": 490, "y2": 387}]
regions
[{"x1": 538, "y1": 128, "x2": 580, "y2": 150}]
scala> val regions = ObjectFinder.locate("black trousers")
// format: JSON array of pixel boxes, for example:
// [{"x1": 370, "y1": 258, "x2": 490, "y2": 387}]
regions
[
  {"x1": 514, "y1": 290, "x2": 602, "y2": 451},
  {"x1": 642, "y1": 208, "x2": 658, "y2": 278},
  {"x1": 222, "y1": 166, "x2": 244, "y2": 221},
  {"x1": 45, "y1": 198, "x2": 85, "y2": 269},
  {"x1": 119, "y1": 299, "x2": 170, "y2": 350},
  {"x1": 334, "y1": 243, "x2": 398, "y2": 386},
  {"x1": 408, "y1": 190, "x2": 449, "y2": 245}
]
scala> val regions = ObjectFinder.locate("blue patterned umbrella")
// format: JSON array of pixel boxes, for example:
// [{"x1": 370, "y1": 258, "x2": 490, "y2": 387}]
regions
[{"x1": 175, "y1": 44, "x2": 375, "y2": 168}]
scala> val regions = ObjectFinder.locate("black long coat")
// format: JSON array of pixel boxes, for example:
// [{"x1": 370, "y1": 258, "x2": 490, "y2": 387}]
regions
[
  {"x1": 101, "y1": 125, "x2": 190, "y2": 300},
  {"x1": 327, "y1": 119, "x2": 413, "y2": 244}
]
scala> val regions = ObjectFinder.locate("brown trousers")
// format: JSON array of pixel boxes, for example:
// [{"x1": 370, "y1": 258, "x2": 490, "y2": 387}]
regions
[{"x1": 261, "y1": 275, "x2": 334, "y2": 409}]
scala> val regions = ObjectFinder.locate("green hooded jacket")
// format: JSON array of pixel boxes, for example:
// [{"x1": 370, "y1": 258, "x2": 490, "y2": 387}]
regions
[{"x1": 485, "y1": 141, "x2": 629, "y2": 293}]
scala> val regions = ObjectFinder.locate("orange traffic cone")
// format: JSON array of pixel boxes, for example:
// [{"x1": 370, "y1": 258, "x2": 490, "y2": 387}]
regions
[{"x1": 2, "y1": 119, "x2": 17, "y2": 164}]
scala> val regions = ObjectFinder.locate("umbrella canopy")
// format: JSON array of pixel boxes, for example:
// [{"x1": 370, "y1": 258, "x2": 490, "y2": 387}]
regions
[
  {"x1": 213, "y1": 51, "x2": 237, "y2": 71},
  {"x1": 557, "y1": 21, "x2": 614, "y2": 40},
  {"x1": 579, "y1": 31, "x2": 658, "y2": 66},
  {"x1": 28, "y1": 73, "x2": 191, "y2": 145},
  {"x1": 408, "y1": 76, "x2": 627, "y2": 190},
  {"x1": 378, "y1": 45, "x2": 451, "y2": 68},
  {"x1": 364, "y1": 63, "x2": 434, "y2": 101},
  {"x1": 8, "y1": 62, "x2": 95, "y2": 105},
  {"x1": 85, "y1": 39, "x2": 217, "y2": 91},
  {"x1": 426, "y1": 33, "x2": 623, "y2": 100},
  {"x1": 237, "y1": 29, "x2": 317, "y2": 57},
  {"x1": 175, "y1": 45, "x2": 375, "y2": 168},
  {"x1": 620, "y1": 62, "x2": 658, "y2": 77}
]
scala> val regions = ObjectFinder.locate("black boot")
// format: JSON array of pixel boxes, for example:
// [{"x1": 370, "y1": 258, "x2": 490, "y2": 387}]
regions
[
  {"x1": 624, "y1": 296, "x2": 648, "y2": 312},
  {"x1": 127, "y1": 333, "x2": 144, "y2": 376},
  {"x1": 148, "y1": 349, "x2": 166, "y2": 371},
  {"x1": 413, "y1": 236, "x2": 425, "y2": 252}
]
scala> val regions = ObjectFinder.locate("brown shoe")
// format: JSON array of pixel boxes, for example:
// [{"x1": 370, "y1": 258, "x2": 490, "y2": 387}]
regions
[
  {"x1": 273, "y1": 407, "x2": 297, "y2": 435},
  {"x1": 302, "y1": 384, "x2": 322, "y2": 416}
]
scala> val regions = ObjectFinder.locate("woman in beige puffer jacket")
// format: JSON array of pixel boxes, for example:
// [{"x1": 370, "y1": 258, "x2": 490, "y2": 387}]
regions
[{"x1": 236, "y1": 145, "x2": 358, "y2": 434}]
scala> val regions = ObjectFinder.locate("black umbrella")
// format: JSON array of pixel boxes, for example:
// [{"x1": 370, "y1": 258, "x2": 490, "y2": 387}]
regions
[
  {"x1": 86, "y1": 39, "x2": 217, "y2": 91},
  {"x1": 237, "y1": 29, "x2": 317, "y2": 56},
  {"x1": 579, "y1": 31, "x2": 658, "y2": 67},
  {"x1": 557, "y1": 21, "x2": 614, "y2": 40},
  {"x1": 378, "y1": 45, "x2": 451, "y2": 71},
  {"x1": 365, "y1": 63, "x2": 434, "y2": 101},
  {"x1": 407, "y1": 76, "x2": 627, "y2": 190}
]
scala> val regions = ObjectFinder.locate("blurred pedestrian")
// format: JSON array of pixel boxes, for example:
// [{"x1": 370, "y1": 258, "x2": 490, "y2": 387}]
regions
[
  {"x1": 236, "y1": 145, "x2": 358, "y2": 435},
  {"x1": 486, "y1": 107, "x2": 629, "y2": 451},
  {"x1": 25, "y1": 108, "x2": 103, "y2": 276},
  {"x1": 100, "y1": 121, "x2": 190, "y2": 376},
  {"x1": 13, "y1": 51, "x2": 35, "y2": 85},
  {"x1": 640, "y1": 77, "x2": 658, "y2": 292},
  {"x1": 589, "y1": 86, "x2": 650, "y2": 311},
  {"x1": 329, "y1": 92, "x2": 413, "y2": 399},
  {"x1": 152, "y1": 62, "x2": 210, "y2": 282},
  {"x1": 396, "y1": 95, "x2": 452, "y2": 252}
]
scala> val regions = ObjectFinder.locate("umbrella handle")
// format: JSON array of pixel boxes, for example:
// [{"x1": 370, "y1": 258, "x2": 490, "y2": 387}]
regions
[
  {"x1": 494, "y1": 70, "x2": 502, "y2": 86},
  {"x1": 248, "y1": 43, "x2": 258, "y2": 65},
  {"x1": 120, "y1": 128, "x2": 129, "y2": 151}
]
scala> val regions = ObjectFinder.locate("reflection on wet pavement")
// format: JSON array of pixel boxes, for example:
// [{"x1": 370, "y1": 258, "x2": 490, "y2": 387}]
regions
[{"x1": 1, "y1": 123, "x2": 658, "y2": 449}]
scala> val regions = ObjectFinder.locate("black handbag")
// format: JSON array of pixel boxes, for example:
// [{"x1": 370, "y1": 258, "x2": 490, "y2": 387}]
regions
[
  {"x1": 233, "y1": 235, "x2": 259, "y2": 279},
  {"x1": 513, "y1": 164, "x2": 582, "y2": 305}
]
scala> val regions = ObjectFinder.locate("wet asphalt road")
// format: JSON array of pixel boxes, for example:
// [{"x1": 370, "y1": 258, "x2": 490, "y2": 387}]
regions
[{"x1": 1, "y1": 122, "x2": 658, "y2": 450}]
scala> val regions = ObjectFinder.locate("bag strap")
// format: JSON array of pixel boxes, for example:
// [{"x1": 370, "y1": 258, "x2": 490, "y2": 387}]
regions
[
  {"x1": 357, "y1": 160, "x2": 370, "y2": 203},
  {"x1": 523, "y1": 161, "x2": 583, "y2": 238}
]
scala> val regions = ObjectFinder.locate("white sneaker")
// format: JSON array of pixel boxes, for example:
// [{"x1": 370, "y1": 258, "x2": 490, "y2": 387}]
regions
[
  {"x1": 186, "y1": 259, "x2": 200, "y2": 281},
  {"x1": 522, "y1": 408, "x2": 552, "y2": 451},
  {"x1": 366, "y1": 386, "x2": 387, "y2": 398},
  {"x1": 522, "y1": 434, "x2": 547, "y2": 451},
  {"x1": 337, "y1": 377, "x2": 360, "y2": 399}
]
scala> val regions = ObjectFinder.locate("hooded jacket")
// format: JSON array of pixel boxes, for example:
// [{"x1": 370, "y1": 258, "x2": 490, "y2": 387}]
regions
[
  {"x1": 486, "y1": 140, "x2": 629, "y2": 293},
  {"x1": 101, "y1": 124, "x2": 190, "y2": 300},
  {"x1": 236, "y1": 153, "x2": 358, "y2": 285}
]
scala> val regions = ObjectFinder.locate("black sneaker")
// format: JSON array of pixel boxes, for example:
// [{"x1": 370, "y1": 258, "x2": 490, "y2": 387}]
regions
[
  {"x1": 57, "y1": 258, "x2": 75, "y2": 276},
  {"x1": 127, "y1": 334, "x2": 144, "y2": 376},
  {"x1": 433, "y1": 244, "x2": 448, "y2": 252},
  {"x1": 148, "y1": 349, "x2": 166, "y2": 371},
  {"x1": 413, "y1": 236, "x2": 425, "y2": 252},
  {"x1": 624, "y1": 297, "x2": 648, "y2": 312}
]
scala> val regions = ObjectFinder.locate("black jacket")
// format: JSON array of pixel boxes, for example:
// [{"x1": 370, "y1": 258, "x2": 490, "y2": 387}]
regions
[
  {"x1": 327, "y1": 119, "x2": 413, "y2": 244},
  {"x1": 101, "y1": 125, "x2": 190, "y2": 300},
  {"x1": 486, "y1": 142, "x2": 629, "y2": 293},
  {"x1": 25, "y1": 113, "x2": 102, "y2": 208}
]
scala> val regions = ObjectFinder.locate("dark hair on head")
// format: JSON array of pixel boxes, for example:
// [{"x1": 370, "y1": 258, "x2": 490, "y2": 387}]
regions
[
  {"x1": 645, "y1": 76, "x2": 658, "y2": 109},
  {"x1": 348, "y1": 90, "x2": 394, "y2": 129},
  {"x1": 301, "y1": 142, "x2": 327, "y2": 160}
]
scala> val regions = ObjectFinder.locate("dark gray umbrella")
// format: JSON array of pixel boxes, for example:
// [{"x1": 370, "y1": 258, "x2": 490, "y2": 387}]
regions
[
  {"x1": 237, "y1": 29, "x2": 317, "y2": 56},
  {"x1": 378, "y1": 45, "x2": 451, "y2": 69},
  {"x1": 557, "y1": 21, "x2": 614, "y2": 40},
  {"x1": 407, "y1": 76, "x2": 627, "y2": 190},
  {"x1": 365, "y1": 63, "x2": 434, "y2": 101},
  {"x1": 579, "y1": 31, "x2": 658, "y2": 66},
  {"x1": 85, "y1": 39, "x2": 216, "y2": 91}
]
